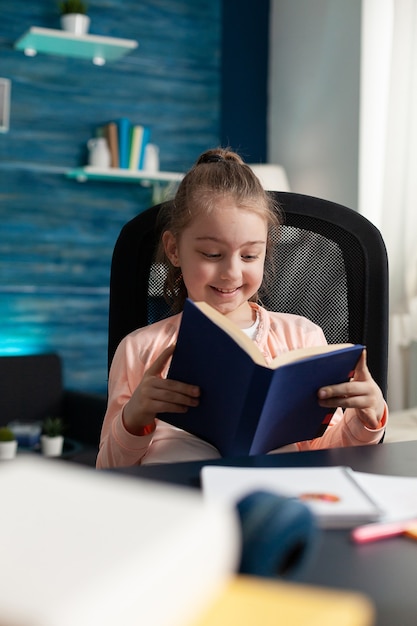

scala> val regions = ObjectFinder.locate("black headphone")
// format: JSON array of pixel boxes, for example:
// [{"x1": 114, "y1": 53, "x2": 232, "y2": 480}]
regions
[{"x1": 236, "y1": 490, "x2": 319, "y2": 579}]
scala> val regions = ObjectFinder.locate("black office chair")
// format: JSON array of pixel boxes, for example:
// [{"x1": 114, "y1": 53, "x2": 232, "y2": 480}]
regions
[{"x1": 108, "y1": 191, "x2": 389, "y2": 398}]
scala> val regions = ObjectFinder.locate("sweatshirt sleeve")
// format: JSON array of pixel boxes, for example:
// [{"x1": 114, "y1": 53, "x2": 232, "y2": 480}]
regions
[
  {"x1": 296, "y1": 403, "x2": 388, "y2": 451},
  {"x1": 96, "y1": 335, "x2": 150, "y2": 469},
  {"x1": 96, "y1": 318, "x2": 179, "y2": 469}
]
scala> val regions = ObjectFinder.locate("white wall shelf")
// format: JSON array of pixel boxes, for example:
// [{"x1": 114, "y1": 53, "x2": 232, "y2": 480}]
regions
[
  {"x1": 67, "y1": 166, "x2": 183, "y2": 203},
  {"x1": 66, "y1": 166, "x2": 183, "y2": 184},
  {"x1": 14, "y1": 27, "x2": 138, "y2": 65}
]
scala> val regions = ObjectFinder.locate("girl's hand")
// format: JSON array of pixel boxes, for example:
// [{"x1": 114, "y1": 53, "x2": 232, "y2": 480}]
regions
[
  {"x1": 317, "y1": 349, "x2": 385, "y2": 430},
  {"x1": 122, "y1": 345, "x2": 200, "y2": 436}
]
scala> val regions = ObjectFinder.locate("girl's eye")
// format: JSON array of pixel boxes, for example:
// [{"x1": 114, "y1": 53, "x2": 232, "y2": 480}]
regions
[
  {"x1": 242, "y1": 254, "x2": 259, "y2": 260},
  {"x1": 202, "y1": 252, "x2": 221, "y2": 259}
]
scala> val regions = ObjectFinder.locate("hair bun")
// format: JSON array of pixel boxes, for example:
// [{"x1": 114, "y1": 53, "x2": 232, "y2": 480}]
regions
[
  {"x1": 196, "y1": 148, "x2": 245, "y2": 166},
  {"x1": 198, "y1": 152, "x2": 225, "y2": 164}
]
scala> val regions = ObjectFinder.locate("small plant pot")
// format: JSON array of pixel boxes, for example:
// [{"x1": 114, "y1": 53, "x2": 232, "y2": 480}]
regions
[
  {"x1": 0, "y1": 440, "x2": 18, "y2": 460},
  {"x1": 41, "y1": 435, "x2": 64, "y2": 458},
  {"x1": 60, "y1": 13, "x2": 90, "y2": 35}
]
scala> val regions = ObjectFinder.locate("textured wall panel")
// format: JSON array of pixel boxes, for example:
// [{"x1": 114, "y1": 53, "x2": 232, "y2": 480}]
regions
[{"x1": 0, "y1": 0, "x2": 221, "y2": 393}]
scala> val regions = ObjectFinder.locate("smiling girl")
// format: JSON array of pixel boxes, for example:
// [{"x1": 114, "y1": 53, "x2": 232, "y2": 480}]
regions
[{"x1": 96, "y1": 148, "x2": 387, "y2": 468}]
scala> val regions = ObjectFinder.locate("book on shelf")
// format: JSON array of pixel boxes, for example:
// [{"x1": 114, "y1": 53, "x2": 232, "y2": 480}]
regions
[
  {"x1": 139, "y1": 126, "x2": 151, "y2": 169},
  {"x1": 158, "y1": 299, "x2": 364, "y2": 457},
  {"x1": 116, "y1": 117, "x2": 131, "y2": 169},
  {"x1": 104, "y1": 121, "x2": 119, "y2": 168},
  {"x1": 128, "y1": 124, "x2": 150, "y2": 170}
]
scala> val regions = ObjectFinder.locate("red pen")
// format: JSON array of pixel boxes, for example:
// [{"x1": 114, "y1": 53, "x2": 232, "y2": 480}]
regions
[{"x1": 351, "y1": 518, "x2": 417, "y2": 544}]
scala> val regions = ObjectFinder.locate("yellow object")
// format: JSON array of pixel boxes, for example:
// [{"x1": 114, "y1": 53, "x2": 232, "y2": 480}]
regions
[
  {"x1": 404, "y1": 524, "x2": 417, "y2": 540},
  {"x1": 189, "y1": 576, "x2": 374, "y2": 626}
]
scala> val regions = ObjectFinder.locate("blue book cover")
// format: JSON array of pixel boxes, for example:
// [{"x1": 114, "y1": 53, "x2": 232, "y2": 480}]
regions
[
  {"x1": 138, "y1": 126, "x2": 151, "y2": 170},
  {"x1": 116, "y1": 117, "x2": 131, "y2": 169},
  {"x1": 159, "y1": 299, "x2": 364, "y2": 457}
]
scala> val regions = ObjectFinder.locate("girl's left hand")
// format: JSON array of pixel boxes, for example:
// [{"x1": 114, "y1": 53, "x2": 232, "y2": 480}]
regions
[{"x1": 317, "y1": 349, "x2": 385, "y2": 430}]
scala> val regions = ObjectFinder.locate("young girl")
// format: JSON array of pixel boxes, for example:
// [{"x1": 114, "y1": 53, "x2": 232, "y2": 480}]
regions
[{"x1": 96, "y1": 148, "x2": 387, "y2": 469}]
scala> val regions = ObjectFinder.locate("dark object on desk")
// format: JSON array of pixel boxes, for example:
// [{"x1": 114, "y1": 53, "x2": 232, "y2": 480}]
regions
[
  {"x1": 107, "y1": 191, "x2": 388, "y2": 398},
  {"x1": 0, "y1": 353, "x2": 106, "y2": 465},
  {"x1": 236, "y1": 490, "x2": 318, "y2": 579}
]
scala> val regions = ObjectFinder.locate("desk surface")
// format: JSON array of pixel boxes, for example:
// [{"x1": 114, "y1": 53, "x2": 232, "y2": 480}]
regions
[{"x1": 118, "y1": 441, "x2": 417, "y2": 626}]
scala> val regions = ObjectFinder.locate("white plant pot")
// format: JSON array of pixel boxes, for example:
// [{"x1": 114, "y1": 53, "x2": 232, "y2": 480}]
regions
[
  {"x1": 0, "y1": 440, "x2": 18, "y2": 460},
  {"x1": 41, "y1": 435, "x2": 64, "y2": 458},
  {"x1": 60, "y1": 13, "x2": 90, "y2": 35}
]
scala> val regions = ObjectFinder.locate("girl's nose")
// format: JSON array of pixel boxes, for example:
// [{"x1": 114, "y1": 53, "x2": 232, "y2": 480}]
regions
[{"x1": 220, "y1": 257, "x2": 240, "y2": 280}]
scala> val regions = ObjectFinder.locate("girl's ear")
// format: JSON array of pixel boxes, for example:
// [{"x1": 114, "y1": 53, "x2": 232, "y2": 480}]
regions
[{"x1": 162, "y1": 230, "x2": 181, "y2": 267}]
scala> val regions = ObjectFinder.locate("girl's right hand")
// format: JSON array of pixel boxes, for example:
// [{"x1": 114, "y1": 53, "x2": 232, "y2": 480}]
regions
[{"x1": 122, "y1": 344, "x2": 200, "y2": 436}]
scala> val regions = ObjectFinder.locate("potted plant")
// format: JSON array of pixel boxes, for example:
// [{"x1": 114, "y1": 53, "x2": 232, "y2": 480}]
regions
[
  {"x1": 59, "y1": 1, "x2": 90, "y2": 35},
  {"x1": 0, "y1": 426, "x2": 18, "y2": 460},
  {"x1": 41, "y1": 417, "x2": 66, "y2": 458}
]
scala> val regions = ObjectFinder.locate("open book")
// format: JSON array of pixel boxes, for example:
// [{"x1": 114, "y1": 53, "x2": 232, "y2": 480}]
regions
[{"x1": 159, "y1": 299, "x2": 364, "y2": 456}]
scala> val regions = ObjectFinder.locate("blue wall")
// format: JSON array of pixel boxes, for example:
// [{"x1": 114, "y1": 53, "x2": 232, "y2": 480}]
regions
[
  {"x1": 221, "y1": 0, "x2": 269, "y2": 162},
  {"x1": 0, "y1": 0, "x2": 221, "y2": 393}
]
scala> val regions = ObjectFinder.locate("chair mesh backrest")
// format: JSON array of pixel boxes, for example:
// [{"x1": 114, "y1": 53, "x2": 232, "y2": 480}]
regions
[
  {"x1": 265, "y1": 223, "x2": 350, "y2": 344},
  {"x1": 146, "y1": 224, "x2": 351, "y2": 344},
  {"x1": 108, "y1": 191, "x2": 388, "y2": 395}
]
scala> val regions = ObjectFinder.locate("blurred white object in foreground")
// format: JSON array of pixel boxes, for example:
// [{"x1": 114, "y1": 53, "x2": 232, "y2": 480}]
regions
[{"x1": 0, "y1": 457, "x2": 239, "y2": 626}]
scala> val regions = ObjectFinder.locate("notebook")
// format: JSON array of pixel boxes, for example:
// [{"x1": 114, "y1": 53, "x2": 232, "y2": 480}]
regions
[{"x1": 201, "y1": 465, "x2": 382, "y2": 528}]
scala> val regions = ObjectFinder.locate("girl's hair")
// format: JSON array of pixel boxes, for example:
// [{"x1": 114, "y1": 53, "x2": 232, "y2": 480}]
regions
[{"x1": 156, "y1": 147, "x2": 283, "y2": 313}]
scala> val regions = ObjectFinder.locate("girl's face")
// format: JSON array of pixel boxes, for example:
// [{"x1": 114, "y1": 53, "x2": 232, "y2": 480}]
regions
[{"x1": 163, "y1": 197, "x2": 267, "y2": 327}]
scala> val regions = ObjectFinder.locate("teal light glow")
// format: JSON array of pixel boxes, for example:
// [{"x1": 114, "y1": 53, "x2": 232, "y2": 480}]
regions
[{"x1": 0, "y1": 333, "x2": 46, "y2": 356}]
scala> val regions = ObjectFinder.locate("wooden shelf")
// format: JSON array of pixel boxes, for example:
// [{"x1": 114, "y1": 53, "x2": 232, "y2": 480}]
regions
[
  {"x1": 14, "y1": 27, "x2": 138, "y2": 65},
  {"x1": 66, "y1": 166, "x2": 183, "y2": 184}
]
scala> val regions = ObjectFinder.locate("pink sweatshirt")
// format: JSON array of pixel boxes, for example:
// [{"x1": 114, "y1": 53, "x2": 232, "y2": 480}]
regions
[{"x1": 97, "y1": 303, "x2": 387, "y2": 468}]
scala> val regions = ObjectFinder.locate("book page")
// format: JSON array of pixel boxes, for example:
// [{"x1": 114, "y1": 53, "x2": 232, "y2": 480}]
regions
[
  {"x1": 269, "y1": 342, "x2": 357, "y2": 368},
  {"x1": 194, "y1": 301, "x2": 359, "y2": 370},
  {"x1": 194, "y1": 301, "x2": 267, "y2": 365}
]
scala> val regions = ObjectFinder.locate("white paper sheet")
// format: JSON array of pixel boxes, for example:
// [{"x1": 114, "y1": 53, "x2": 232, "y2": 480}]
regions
[
  {"x1": 201, "y1": 465, "x2": 382, "y2": 528},
  {"x1": 352, "y1": 471, "x2": 417, "y2": 522}
]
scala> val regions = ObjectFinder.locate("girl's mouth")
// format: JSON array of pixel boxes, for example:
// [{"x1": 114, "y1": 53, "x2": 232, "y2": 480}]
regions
[{"x1": 212, "y1": 286, "x2": 240, "y2": 294}]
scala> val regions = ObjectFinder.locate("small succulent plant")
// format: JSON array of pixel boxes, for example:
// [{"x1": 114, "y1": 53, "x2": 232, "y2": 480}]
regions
[
  {"x1": 42, "y1": 417, "x2": 66, "y2": 438},
  {"x1": 0, "y1": 426, "x2": 16, "y2": 442},
  {"x1": 59, "y1": 0, "x2": 88, "y2": 15}
]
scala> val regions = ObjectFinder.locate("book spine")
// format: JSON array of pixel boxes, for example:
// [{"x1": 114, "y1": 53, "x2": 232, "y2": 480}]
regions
[
  {"x1": 117, "y1": 117, "x2": 131, "y2": 169},
  {"x1": 105, "y1": 121, "x2": 119, "y2": 168},
  {"x1": 128, "y1": 125, "x2": 144, "y2": 170},
  {"x1": 232, "y1": 367, "x2": 272, "y2": 456},
  {"x1": 138, "y1": 126, "x2": 151, "y2": 170}
]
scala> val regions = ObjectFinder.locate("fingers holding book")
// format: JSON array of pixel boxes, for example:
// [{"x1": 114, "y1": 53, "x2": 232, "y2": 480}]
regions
[
  {"x1": 317, "y1": 349, "x2": 385, "y2": 430},
  {"x1": 123, "y1": 345, "x2": 200, "y2": 436}
]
